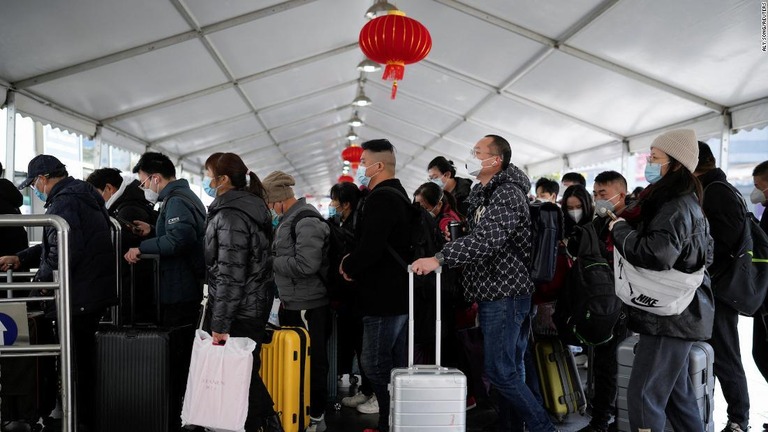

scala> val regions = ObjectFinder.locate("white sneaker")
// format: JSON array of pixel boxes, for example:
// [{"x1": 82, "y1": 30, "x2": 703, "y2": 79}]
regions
[
  {"x1": 356, "y1": 394, "x2": 379, "y2": 414},
  {"x1": 305, "y1": 414, "x2": 326, "y2": 432},
  {"x1": 342, "y1": 391, "x2": 371, "y2": 408}
]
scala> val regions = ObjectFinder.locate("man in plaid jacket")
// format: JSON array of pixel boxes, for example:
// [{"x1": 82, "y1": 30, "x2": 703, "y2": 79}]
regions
[{"x1": 412, "y1": 134, "x2": 557, "y2": 432}]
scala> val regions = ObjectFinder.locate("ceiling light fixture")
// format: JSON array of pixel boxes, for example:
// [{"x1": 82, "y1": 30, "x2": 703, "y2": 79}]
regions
[
  {"x1": 365, "y1": 0, "x2": 399, "y2": 20},
  {"x1": 346, "y1": 128, "x2": 359, "y2": 141},
  {"x1": 357, "y1": 58, "x2": 382, "y2": 73},
  {"x1": 352, "y1": 86, "x2": 372, "y2": 107},
  {"x1": 348, "y1": 112, "x2": 363, "y2": 127}
]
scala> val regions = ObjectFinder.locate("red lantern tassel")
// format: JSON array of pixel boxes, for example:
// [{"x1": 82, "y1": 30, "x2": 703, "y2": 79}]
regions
[
  {"x1": 391, "y1": 81, "x2": 398, "y2": 99},
  {"x1": 382, "y1": 63, "x2": 405, "y2": 81}
]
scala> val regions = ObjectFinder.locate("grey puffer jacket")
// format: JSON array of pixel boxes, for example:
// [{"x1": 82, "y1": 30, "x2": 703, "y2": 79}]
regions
[
  {"x1": 272, "y1": 198, "x2": 330, "y2": 310},
  {"x1": 205, "y1": 190, "x2": 273, "y2": 334},
  {"x1": 611, "y1": 193, "x2": 715, "y2": 340}
]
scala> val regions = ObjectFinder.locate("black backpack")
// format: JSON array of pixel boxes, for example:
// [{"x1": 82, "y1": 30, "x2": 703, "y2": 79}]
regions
[
  {"x1": 369, "y1": 186, "x2": 445, "y2": 266},
  {"x1": 704, "y1": 181, "x2": 768, "y2": 316},
  {"x1": 289, "y1": 209, "x2": 353, "y2": 299},
  {"x1": 554, "y1": 222, "x2": 622, "y2": 346},
  {"x1": 529, "y1": 201, "x2": 563, "y2": 283}
]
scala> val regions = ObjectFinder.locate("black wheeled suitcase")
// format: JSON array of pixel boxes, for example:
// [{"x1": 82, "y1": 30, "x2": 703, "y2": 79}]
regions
[
  {"x1": 616, "y1": 335, "x2": 715, "y2": 432},
  {"x1": 96, "y1": 255, "x2": 195, "y2": 432}
]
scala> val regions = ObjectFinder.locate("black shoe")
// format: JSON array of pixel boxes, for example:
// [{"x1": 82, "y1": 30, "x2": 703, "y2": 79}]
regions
[{"x1": 577, "y1": 425, "x2": 608, "y2": 432}]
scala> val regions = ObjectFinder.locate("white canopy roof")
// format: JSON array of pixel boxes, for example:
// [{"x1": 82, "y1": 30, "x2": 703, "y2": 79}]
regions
[{"x1": 2, "y1": 0, "x2": 767, "y2": 196}]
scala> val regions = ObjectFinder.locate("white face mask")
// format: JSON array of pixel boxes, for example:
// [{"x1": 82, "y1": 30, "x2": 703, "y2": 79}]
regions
[
  {"x1": 429, "y1": 177, "x2": 444, "y2": 188},
  {"x1": 141, "y1": 176, "x2": 159, "y2": 204},
  {"x1": 750, "y1": 187, "x2": 768, "y2": 205},
  {"x1": 465, "y1": 157, "x2": 494, "y2": 178},
  {"x1": 567, "y1": 209, "x2": 583, "y2": 222}
]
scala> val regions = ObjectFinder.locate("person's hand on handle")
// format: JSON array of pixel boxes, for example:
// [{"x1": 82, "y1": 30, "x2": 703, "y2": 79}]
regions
[
  {"x1": 0, "y1": 255, "x2": 20, "y2": 271},
  {"x1": 124, "y1": 247, "x2": 142, "y2": 264},
  {"x1": 411, "y1": 257, "x2": 440, "y2": 275},
  {"x1": 212, "y1": 332, "x2": 229, "y2": 345}
]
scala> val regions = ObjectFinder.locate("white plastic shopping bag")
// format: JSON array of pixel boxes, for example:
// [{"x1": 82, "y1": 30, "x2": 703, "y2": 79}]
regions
[{"x1": 181, "y1": 330, "x2": 257, "y2": 432}]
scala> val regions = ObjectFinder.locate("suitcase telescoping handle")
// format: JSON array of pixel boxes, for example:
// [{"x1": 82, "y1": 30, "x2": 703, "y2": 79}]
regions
[
  {"x1": 407, "y1": 265, "x2": 442, "y2": 368},
  {"x1": 129, "y1": 253, "x2": 161, "y2": 326}
]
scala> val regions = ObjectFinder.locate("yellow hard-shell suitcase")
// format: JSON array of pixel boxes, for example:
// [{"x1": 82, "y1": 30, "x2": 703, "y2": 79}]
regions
[
  {"x1": 534, "y1": 336, "x2": 587, "y2": 422},
  {"x1": 259, "y1": 326, "x2": 311, "y2": 432}
]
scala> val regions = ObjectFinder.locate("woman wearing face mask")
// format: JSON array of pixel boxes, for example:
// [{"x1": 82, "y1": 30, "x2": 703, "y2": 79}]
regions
[
  {"x1": 200, "y1": 152, "x2": 282, "y2": 432},
  {"x1": 561, "y1": 184, "x2": 595, "y2": 238},
  {"x1": 609, "y1": 129, "x2": 714, "y2": 432},
  {"x1": 414, "y1": 181, "x2": 464, "y2": 241}
]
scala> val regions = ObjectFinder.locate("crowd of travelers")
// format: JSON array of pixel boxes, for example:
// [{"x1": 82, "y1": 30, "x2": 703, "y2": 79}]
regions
[{"x1": 0, "y1": 128, "x2": 767, "y2": 432}]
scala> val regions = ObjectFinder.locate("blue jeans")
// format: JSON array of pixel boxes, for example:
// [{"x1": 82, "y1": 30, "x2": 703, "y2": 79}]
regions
[
  {"x1": 628, "y1": 334, "x2": 703, "y2": 432},
  {"x1": 479, "y1": 296, "x2": 556, "y2": 432},
  {"x1": 361, "y1": 314, "x2": 408, "y2": 432}
]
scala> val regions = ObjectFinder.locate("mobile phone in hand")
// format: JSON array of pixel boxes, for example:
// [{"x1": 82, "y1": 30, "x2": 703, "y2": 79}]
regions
[{"x1": 114, "y1": 215, "x2": 138, "y2": 231}]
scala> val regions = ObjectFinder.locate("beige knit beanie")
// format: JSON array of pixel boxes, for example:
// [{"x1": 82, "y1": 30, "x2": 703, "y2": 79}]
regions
[
  {"x1": 262, "y1": 171, "x2": 296, "y2": 203},
  {"x1": 650, "y1": 129, "x2": 699, "y2": 173}
]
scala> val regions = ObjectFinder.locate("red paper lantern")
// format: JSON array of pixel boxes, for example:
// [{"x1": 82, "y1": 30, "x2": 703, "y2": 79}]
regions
[
  {"x1": 359, "y1": 10, "x2": 432, "y2": 99},
  {"x1": 338, "y1": 175, "x2": 355, "y2": 184},
  {"x1": 341, "y1": 145, "x2": 363, "y2": 169}
]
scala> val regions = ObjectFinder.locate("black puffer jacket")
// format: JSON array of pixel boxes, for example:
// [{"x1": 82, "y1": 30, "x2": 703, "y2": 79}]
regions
[
  {"x1": 107, "y1": 177, "x2": 156, "y2": 250},
  {"x1": 205, "y1": 190, "x2": 273, "y2": 334},
  {"x1": 17, "y1": 177, "x2": 117, "y2": 315},
  {"x1": 0, "y1": 178, "x2": 29, "y2": 257},
  {"x1": 452, "y1": 176, "x2": 473, "y2": 217},
  {"x1": 611, "y1": 193, "x2": 715, "y2": 340}
]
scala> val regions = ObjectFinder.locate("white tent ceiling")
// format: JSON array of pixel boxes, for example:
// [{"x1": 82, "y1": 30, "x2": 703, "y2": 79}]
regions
[{"x1": 2, "y1": 0, "x2": 767, "y2": 196}]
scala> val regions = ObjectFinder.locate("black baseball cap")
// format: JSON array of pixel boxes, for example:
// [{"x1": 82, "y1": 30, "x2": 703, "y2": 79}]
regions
[{"x1": 18, "y1": 155, "x2": 66, "y2": 190}]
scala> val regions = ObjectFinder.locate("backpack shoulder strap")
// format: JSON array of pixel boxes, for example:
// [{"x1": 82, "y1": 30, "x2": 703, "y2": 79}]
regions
[
  {"x1": 370, "y1": 185, "x2": 410, "y2": 205},
  {"x1": 704, "y1": 181, "x2": 748, "y2": 214},
  {"x1": 369, "y1": 186, "x2": 413, "y2": 270},
  {"x1": 289, "y1": 209, "x2": 325, "y2": 242}
]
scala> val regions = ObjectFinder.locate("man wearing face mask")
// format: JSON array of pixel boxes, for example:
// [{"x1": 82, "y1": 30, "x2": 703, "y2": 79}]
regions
[
  {"x1": 566, "y1": 171, "x2": 633, "y2": 432},
  {"x1": 412, "y1": 134, "x2": 559, "y2": 432},
  {"x1": 427, "y1": 156, "x2": 473, "y2": 217},
  {"x1": 124, "y1": 152, "x2": 206, "y2": 329},
  {"x1": 0, "y1": 154, "x2": 116, "y2": 430},
  {"x1": 340, "y1": 139, "x2": 411, "y2": 432},
  {"x1": 86, "y1": 167, "x2": 157, "y2": 323},
  {"x1": 86, "y1": 167, "x2": 156, "y2": 249},
  {"x1": 695, "y1": 142, "x2": 753, "y2": 432},
  {"x1": 262, "y1": 170, "x2": 331, "y2": 432},
  {"x1": 751, "y1": 161, "x2": 768, "y2": 392}
]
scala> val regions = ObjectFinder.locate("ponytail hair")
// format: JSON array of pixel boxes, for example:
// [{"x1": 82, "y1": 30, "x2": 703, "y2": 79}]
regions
[{"x1": 204, "y1": 152, "x2": 267, "y2": 200}]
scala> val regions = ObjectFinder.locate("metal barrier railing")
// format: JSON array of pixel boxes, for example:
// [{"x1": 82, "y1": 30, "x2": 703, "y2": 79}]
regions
[
  {"x1": 0, "y1": 214, "x2": 74, "y2": 432},
  {"x1": 103, "y1": 217, "x2": 123, "y2": 327}
]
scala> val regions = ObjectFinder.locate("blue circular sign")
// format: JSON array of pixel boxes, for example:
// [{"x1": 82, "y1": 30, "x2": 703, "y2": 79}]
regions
[{"x1": 0, "y1": 312, "x2": 19, "y2": 345}]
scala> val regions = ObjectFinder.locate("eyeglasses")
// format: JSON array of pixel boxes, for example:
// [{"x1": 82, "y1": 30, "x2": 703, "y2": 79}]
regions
[
  {"x1": 469, "y1": 148, "x2": 498, "y2": 158},
  {"x1": 646, "y1": 156, "x2": 670, "y2": 164},
  {"x1": 30, "y1": 175, "x2": 47, "y2": 190},
  {"x1": 138, "y1": 175, "x2": 154, "y2": 190}
]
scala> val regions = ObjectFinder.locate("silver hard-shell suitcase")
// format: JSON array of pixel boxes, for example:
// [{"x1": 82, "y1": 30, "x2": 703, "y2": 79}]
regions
[
  {"x1": 616, "y1": 335, "x2": 715, "y2": 432},
  {"x1": 389, "y1": 266, "x2": 467, "y2": 431}
]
